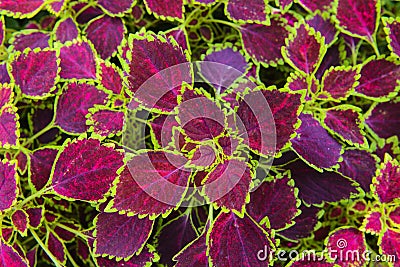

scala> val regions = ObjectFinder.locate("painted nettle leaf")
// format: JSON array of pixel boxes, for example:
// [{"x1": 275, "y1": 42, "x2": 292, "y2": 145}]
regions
[{"x1": 1, "y1": 0, "x2": 400, "y2": 266}]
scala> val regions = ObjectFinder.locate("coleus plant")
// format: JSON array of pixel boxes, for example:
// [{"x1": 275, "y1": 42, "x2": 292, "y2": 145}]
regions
[{"x1": 0, "y1": 0, "x2": 400, "y2": 267}]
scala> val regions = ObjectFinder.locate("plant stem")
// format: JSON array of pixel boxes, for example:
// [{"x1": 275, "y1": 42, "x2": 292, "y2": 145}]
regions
[
  {"x1": 22, "y1": 123, "x2": 55, "y2": 146},
  {"x1": 16, "y1": 186, "x2": 53, "y2": 209},
  {"x1": 56, "y1": 223, "x2": 89, "y2": 240},
  {"x1": 30, "y1": 229, "x2": 63, "y2": 267},
  {"x1": 370, "y1": 35, "x2": 380, "y2": 56},
  {"x1": 206, "y1": 19, "x2": 240, "y2": 30}
]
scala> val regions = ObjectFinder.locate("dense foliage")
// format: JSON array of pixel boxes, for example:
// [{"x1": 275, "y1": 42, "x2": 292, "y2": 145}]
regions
[{"x1": 0, "y1": 0, "x2": 400, "y2": 266}]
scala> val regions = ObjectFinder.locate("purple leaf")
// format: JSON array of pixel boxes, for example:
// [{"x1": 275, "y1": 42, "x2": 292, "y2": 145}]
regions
[
  {"x1": 247, "y1": 176, "x2": 298, "y2": 230},
  {"x1": 11, "y1": 31, "x2": 49, "y2": 51},
  {"x1": 94, "y1": 212, "x2": 153, "y2": 258},
  {"x1": 203, "y1": 159, "x2": 252, "y2": 214},
  {"x1": 55, "y1": 82, "x2": 107, "y2": 134},
  {"x1": 0, "y1": 16, "x2": 4, "y2": 45},
  {"x1": 0, "y1": 160, "x2": 17, "y2": 211},
  {"x1": 150, "y1": 114, "x2": 179, "y2": 148},
  {"x1": 278, "y1": 205, "x2": 320, "y2": 240},
  {"x1": 73, "y1": 4, "x2": 103, "y2": 24},
  {"x1": 144, "y1": 0, "x2": 184, "y2": 20},
  {"x1": 286, "y1": 160, "x2": 358, "y2": 204},
  {"x1": 322, "y1": 107, "x2": 364, "y2": 145},
  {"x1": 321, "y1": 66, "x2": 358, "y2": 100},
  {"x1": 165, "y1": 28, "x2": 189, "y2": 51},
  {"x1": 286, "y1": 72, "x2": 318, "y2": 99},
  {"x1": 88, "y1": 109, "x2": 124, "y2": 137},
  {"x1": 291, "y1": 113, "x2": 342, "y2": 169},
  {"x1": 26, "y1": 247, "x2": 37, "y2": 267},
  {"x1": 29, "y1": 148, "x2": 58, "y2": 191},
  {"x1": 336, "y1": 0, "x2": 378, "y2": 41},
  {"x1": 373, "y1": 156, "x2": 400, "y2": 203},
  {"x1": 362, "y1": 211, "x2": 382, "y2": 234},
  {"x1": 52, "y1": 138, "x2": 124, "y2": 201},
  {"x1": 97, "y1": 0, "x2": 135, "y2": 15},
  {"x1": 0, "y1": 242, "x2": 28, "y2": 267},
  {"x1": 384, "y1": 18, "x2": 400, "y2": 57},
  {"x1": 0, "y1": 84, "x2": 12, "y2": 108},
  {"x1": 157, "y1": 214, "x2": 197, "y2": 265},
  {"x1": 99, "y1": 61, "x2": 123, "y2": 94},
  {"x1": 327, "y1": 227, "x2": 367, "y2": 267},
  {"x1": 54, "y1": 18, "x2": 79, "y2": 43},
  {"x1": 49, "y1": 0, "x2": 65, "y2": 14},
  {"x1": 240, "y1": 18, "x2": 289, "y2": 66},
  {"x1": 193, "y1": 0, "x2": 216, "y2": 4},
  {"x1": 178, "y1": 97, "x2": 225, "y2": 141},
  {"x1": 306, "y1": 14, "x2": 337, "y2": 45},
  {"x1": 11, "y1": 49, "x2": 58, "y2": 98},
  {"x1": 338, "y1": 149, "x2": 377, "y2": 192},
  {"x1": 59, "y1": 41, "x2": 98, "y2": 80},
  {"x1": 190, "y1": 144, "x2": 216, "y2": 168},
  {"x1": 96, "y1": 245, "x2": 158, "y2": 267},
  {"x1": 379, "y1": 229, "x2": 400, "y2": 264},
  {"x1": 0, "y1": 107, "x2": 19, "y2": 147},
  {"x1": 237, "y1": 89, "x2": 301, "y2": 155},
  {"x1": 208, "y1": 212, "x2": 274, "y2": 267},
  {"x1": 278, "y1": 0, "x2": 293, "y2": 10},
  {"x1": 355, "y1": 58, "x2": 400, "y2": 99},
  {"x1": 174, "y1": 229, "x2": 208, "y2": 267},
  {"x1": 282, "y1": 24, "x2": 325, "y2": 74},
  {"x1": 298, "y1": 0, "x2": 333, "y2": 12},
  {"x1": 366, "y1": 101, "x2": 400, "y2": 139},
  {"x1": 389, "y1": 207, "x2": 400, "y2": 225},
  {"x1": 0, "y1": 0, "x2": 44, "y2": 18},
  {"x1": 0, "y1": 63, "x2": 10, "y2": 84},
  {"x1": 11, "y1": 210, "x2": 28, "y2": 235},
  {"x1": 290, "y1": 259, "x2": 334, "y2": 267},
  {"x1": 86, "y1": 15, "x2": 125, "y2": 59},
  {"x1": 111, "y1": 152, "x2": 191, "y2": 217},
  {"x1": 226, "y1": 0, "x2": 267, "y2": 22},
  {"x1": 26, "y1": 207, "x2": 43, "y2": 228},
  {"x1": 122, "y1": 32, "x2": 191, "y2": 112},
  {"x1": 47, "y1": 232, "x2": 66, "y2": 263}
]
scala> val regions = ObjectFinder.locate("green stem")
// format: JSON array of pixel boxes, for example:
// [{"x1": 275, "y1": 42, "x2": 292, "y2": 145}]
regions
[
  {"x1": 370, "y1": 35, "x2": 380, "y2": 56},
  {"x1": 208, "y1": 204, "x2": 214, "y2": 223},
  {"x1": 56, "y1": 223, "x2": 89, "y2": 240},
  {"x1": 22, "y1": 123, "x2": 55, "y2": 146},
  {"x1": 65, "y1": 246, "x2": 80, "y2": 267},
  {"x1": 16, "y1": 186, "x2": 53, "y2": 209},
  {"x1": 73, "y1": 2, "x2": 95, "y2": 20},
  {"x1": 206, "y1": 19, "x2": 240, "y2": 30},
  {"x1": 30, "y1": 229, "x2": 63, "y2": 267}
]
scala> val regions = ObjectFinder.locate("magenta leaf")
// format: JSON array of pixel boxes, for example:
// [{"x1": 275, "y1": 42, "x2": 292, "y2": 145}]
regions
[
  {"x1": 96, "y1": 245, "x2": 158, "y2": 267},
  {"x1": 240, "y1": 18, "x2": 289, "y2": 66},
  {"x1": 173, "y1": 229, "x2": 208, "y2": 267},
  {"x1": 286, "y1": 72, "x2": 318, "y2": 98},
  {"x1": 362, "y1": 210, "x2": 382, "y2": 234},
  {"x1": 11, "y1": 31, "x2": 49, "y2": 51},
  {"x1": 289, "y1": 259, "x2": 334, "y2": 267},
  {"x1": 165, "y1": 28, "x2": 189, "y2": 51},
  {"x1": 0, "y1": 63, "x2": 10, "y2": 84},
  {"x1": 0, "y1": 107, "x2": 19, "y2": 148},
  {"x1": 298, "y1": 0, "x2": 333, "y2": 12},
  {"x1": 47, "y1": 232, "x2": 66, "y2": 264},
  {"x1": 291, "y1": 113, "x2": 342, "y2": 169},
  {"x1": 390, "y1": 207, "x2": 400, "y2": 226},
  {"x1": 29, "y1": 148, "x2": 58, "y2": 191},
  {"x1": 379, "y1": 229, "x2": 400, "y2": 264},
  {"x1": 54, "y1": 18, "x2": 79, "y2": 43},
  {"x1": 98, "y1": 61, "x2": 123, "y2": 94},
  {"x1": 0, "y1": 16, "x2": 4, "y2": 45},
  {"x1": 226, "y1": 0, "x2": 268, "y2": 23},
  {"x1": 85, "y1": 15, "x2": 125, "y2": 59},
  {"x1": 355, "y1": 58, "x2": 400, "y2": 99},
  {"x1": 26, "y1": 247, "x2": 37, "y2": 267},
  {"x1": 97, "y1": 0, "x2": 135, "y2": 15},
  {"x1": 282, "y1": 24, "x2": 326, "y2": 75},
  {"x1": 247, "y1": 176, "x2": 298, "y2": 230},
  {"x1": 52, "y1": 138, "x2": 124, "y2": 201},
  {"x1": 26, "y1": 207, "x2": 43, "y2": 228},
  {"x1": 0, "y1": 84, "x2": 12, "y2": 108},
  {"x1": 306, "y1": 14, "x2": 337, "y2": 45},
  {"x1": 150, "y1": 114, "x2": 179, "y2": 148},
  {"x1": 73, "y1": 4, "x2": 103, "y2": 24},
  {"x1": 373, "y1": 156, "x2": 400, "y2": 203},
  {"x1": 94, "y1": 212, "x2": 153, "y2": 258},
  {"x1": 384, "y1": 17, "x2": 400, "y2": 57},
  {"x1": 157, "y1": 214, "x2": 197, "y2": 265},
  {"x1": 322, "y1": 106, "x2": 365, "y2": 145},
  {"x1": 122, "y1": 32, "x2": 191, "y2": 112},
  {"x1": 338, "y1": 149, "x2": 377, "y2": 192},
  {"x1": 321, "y1": 66, "x2": 359, "y2": 100},
  {"x1": 55, "y1": 82, "x2": 107, "y2": 134},
  {"x1": 278, "y1": 205, "x2": 320, "y2": 240},
  {"x1": 286, "y1": 160, "x2": 358, "y2": 204},
  {"x1": 327, "y1": 227, "x2": 367, "y2": 267},
  {"x1": 366, "y1": 101, "x2": 400, "y2": 139},
  {"x1": 0, "y1": 242, "x2": 28, "y2": 267},
  {"x1": 278, "y1": 0, "x2": 293, "y2": 10},
  {"x1": 59, "y1": 41, "x2": 98, "y2": 80},
  {"x1": 11, "y1": 49, "x2": 59, "y2": 98},
  {"x1": 336, "y1": 0, "x2": 379, "y2": 41},
  {"x1": 0, "y1": 0, "x2": 44, "y2": 18},
  {"x1": 11, "y1": 209, "x2": 29, "y2": 235},
  {"x1": 315, "y1": 44, "x2": 341, "y2": 79},
  {"x1": 208, "y1": 212, "x2": 274, "y2": 266},
  {"x1": 178, "y1": 97, "x2": 225, "y2": 141},
  {"x1": 0, "y1": 160, "x2": 17, "y2": 211},
  {"x1": 111, "y1": 152, "x2": 191, "y2": 217},
  {"x1": 203, "y1": 159, "x2": 252, "y2": 214},
  {"x1": 49, "y1": 0, "x2": 66, "y2": 14},
  {"x1": 88, "y1": 109, "x2": 124, "y2": 137},
  {"x1": 189, "y1": 144, "x2": 216, "y2": 168},
  {"x1": 144, "y1": 0, "x2": 184, "y2": 20}
]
